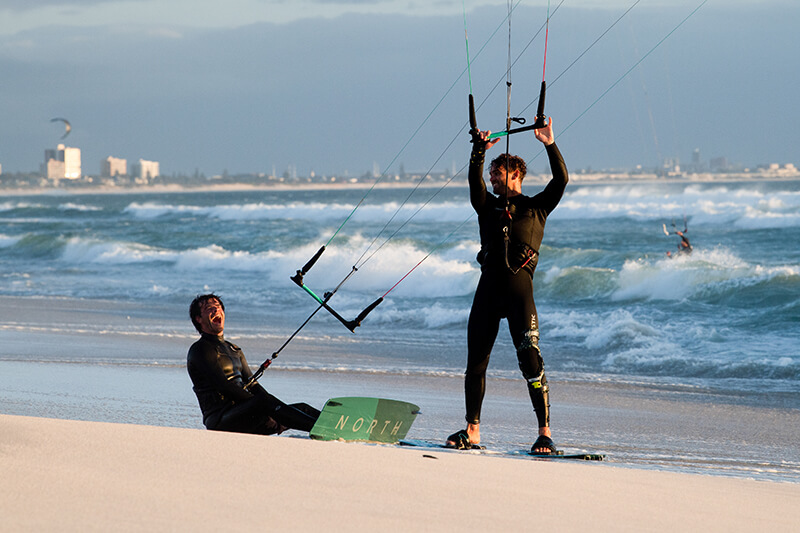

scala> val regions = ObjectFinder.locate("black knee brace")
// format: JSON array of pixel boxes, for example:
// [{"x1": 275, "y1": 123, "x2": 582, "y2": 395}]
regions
[
  {"x1": 526, "y1": 369, "x2": 550, "y2": 428},
  {"x1": 517, "y1": 330, "x2": 550, "y2": 428}
]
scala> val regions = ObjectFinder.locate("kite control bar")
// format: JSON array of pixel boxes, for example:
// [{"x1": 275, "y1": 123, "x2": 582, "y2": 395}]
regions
[
  {"x1": 244, "y1": 285, "x2": 384, "y2": 389},
  {"x1": 289, "y1": 243, "x2": 384, "y2": 334},
  {"x1": 243, "y1": 292, "x2": 377, "y2": 387},
  {"x1": 290, "y1": 269, "x2": 383, "y2": 333}
]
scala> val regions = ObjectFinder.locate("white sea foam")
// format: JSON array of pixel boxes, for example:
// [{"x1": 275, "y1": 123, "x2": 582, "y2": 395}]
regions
[
  {"x1": 56, "y1": 232, "x2": 481, "y2": 300},
  {"x1": 58, "y1": 203, "x2": 103, "y2": 212},
  {"x1": 0, "y1": 233, "x2": 22, "y2": 248},
  {"x1": 61, "y1": 237, "x2": 178, "y2": 264},
  {"x1": 0, "y1": 201, "x2": 46, "y2": 211},
  {"x1": 734, "y1": 207, "x2": 800, "y2": 229},
  {"x1": 612, "y1": 248, "x2": 773, "y2": 301},
  {"x1": 544, "y1": 306, "x2": 745, "y2": 376},
  {"x1": 124, "y1": 200, "x2": 474, "y2": 224},
  {"x1": 550, "y1": 184, "x2": 800, "y2": 229},
  {"x1": 119, "y1": 184, "x2": 800, "y2": 231},
  {"x1": 274, "y1": 236, "x2": 480, "y2": 298},
  {"x1": 366, "y1": 301, "x2": 470, "y2": 329}
]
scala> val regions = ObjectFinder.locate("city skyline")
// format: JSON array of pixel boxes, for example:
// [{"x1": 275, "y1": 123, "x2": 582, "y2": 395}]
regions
[
  {"x1": 34, "y1": 141, "x2": 160, "y2": 182},
  {"x1": 3, "y1": 135, "x2": 796, "y2": 182},
  {"x1": 6, "y1": 138, "x2": 795, "y2": 185}
]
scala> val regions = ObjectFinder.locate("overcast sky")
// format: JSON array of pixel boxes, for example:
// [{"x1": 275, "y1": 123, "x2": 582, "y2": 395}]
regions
[{"x1": 1, "y1": 0, "x2": 796, "y2": 176}]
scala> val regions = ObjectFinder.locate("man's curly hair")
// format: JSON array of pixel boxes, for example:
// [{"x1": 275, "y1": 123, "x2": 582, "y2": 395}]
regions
[{"x1": 490, "y1": 153, "x2": 527, "y2": 181}]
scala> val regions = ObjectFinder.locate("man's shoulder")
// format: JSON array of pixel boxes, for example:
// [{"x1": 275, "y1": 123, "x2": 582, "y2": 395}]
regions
[
  {"x1": 225, "y1": 340, "x2": 243, "y2": 353},
  {"x1": 187, "y1": 335, "x2": 216, "y2": 359},
  {"x1": 189, "y1": 334, "x2": 213, "y2": 347},
  {"x1": 523, "y1": 188, "x2": 553, "y2": 205},
  {"x1": 190, "y1": 335, "x2": 242, "y2": 353}
]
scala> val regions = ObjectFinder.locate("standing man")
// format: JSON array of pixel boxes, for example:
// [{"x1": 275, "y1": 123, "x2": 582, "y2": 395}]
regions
[
  {"x1": 447, "y1": 118, "x2": 568, "y2": 455},
  {"x1": 187, "y1": 293, "x2": 319, "y2": 435}
]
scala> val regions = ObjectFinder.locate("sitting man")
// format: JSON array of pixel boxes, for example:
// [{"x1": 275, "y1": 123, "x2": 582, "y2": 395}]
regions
[{"x1": 187, "y1": 293, "x2": 319, "y2": 434}]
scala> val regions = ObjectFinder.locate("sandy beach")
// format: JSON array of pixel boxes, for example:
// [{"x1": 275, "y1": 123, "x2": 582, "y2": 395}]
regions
[
  {"x1": 2, "y1": 290, "x2": 799, "y2": 530},
  {"x1": 1, "y1": 413, "x2": 799, "y2": 532}
]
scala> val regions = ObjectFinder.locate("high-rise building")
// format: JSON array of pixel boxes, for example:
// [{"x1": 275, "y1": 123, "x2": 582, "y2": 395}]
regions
[
  {"x1": 101, "y1": 156, "x2": 127, "y2": 177},
  {"x1": 44, "y1": 144, "x2": 81, "y2": 180},
  {"x1": 132, "y1": 159, "x2": 159, "y2": 183}
]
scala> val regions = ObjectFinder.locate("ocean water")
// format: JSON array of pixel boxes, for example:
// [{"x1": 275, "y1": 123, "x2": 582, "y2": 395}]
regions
[
  {"x1": 2, "y1": 180, "x2": 798, "y2": 401},
  {"x1": 2, "y1": 179, "x2": 800, "y2": 481}
]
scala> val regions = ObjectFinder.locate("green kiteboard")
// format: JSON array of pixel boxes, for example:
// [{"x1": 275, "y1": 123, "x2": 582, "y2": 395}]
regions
[{"x1": 310, "y1": 397, "x2": 420, "y2": 444}]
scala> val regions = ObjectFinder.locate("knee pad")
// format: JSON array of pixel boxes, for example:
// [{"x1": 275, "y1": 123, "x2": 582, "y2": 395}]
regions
[
  {"x1": 526, "y1": 370, "x2": 549, "y2": 394},
  {"x1": 517, "y1": 329, "x2": 543, "y2": 379},
  {"x1": 517, "y1": 328, "x2": 540, "y2": 352},
  {"x1": 526, "y1": 370, "x2": 550, "y2": 428}
]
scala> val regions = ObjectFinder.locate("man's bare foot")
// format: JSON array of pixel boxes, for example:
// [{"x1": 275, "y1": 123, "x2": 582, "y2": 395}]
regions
[
  {"x1": 465, "y1": 422, "x2": 480, "y2": 444},
  {"x1": 531, "y1": 427, "x2": 554, "y2": 454},
  {"x1": 446, "y1": 422, "x2": 480, "y2": 448}
]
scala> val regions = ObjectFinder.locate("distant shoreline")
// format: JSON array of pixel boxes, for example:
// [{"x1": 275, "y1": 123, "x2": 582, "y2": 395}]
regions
[{"x1": 1, "y1": 172, "x2": 798, "y2": 196}]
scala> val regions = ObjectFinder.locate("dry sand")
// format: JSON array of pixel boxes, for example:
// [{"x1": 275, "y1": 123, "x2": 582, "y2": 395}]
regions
[
  {"x1": 1, "y1": 413, "x2": 799, "y2": 532},
  {"x1": 2, "y1": 295, "x2": 799, "y2": 530}
]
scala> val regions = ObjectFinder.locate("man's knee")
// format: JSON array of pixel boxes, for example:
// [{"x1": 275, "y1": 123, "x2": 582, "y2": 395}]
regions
[
  {"x1": 516, "y1": 329, "x2": 543, "y2": 379},
  {"x1": 465, "y1": 351, "x2": 491, "y2": 377},
  {"x1": 518, "y1": 327, "x2": 540, "y2": 351}
]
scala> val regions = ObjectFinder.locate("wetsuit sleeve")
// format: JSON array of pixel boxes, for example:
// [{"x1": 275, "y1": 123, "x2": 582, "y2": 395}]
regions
[
  {"x1": 235, "y1": 351, "x2": 270, "y2": 392},
  {"x1": 468, "y1": 144, "x2": 489, "y2": 212},
  {"x1": 239, "y1": 354, "x2": 270, "y2": 396},
  {"x1": 533, "y1": 142, "x2": 569, "y2": 215},
  {"x1": 188, "y1": 342, "x2": 254, "y2": 402}
]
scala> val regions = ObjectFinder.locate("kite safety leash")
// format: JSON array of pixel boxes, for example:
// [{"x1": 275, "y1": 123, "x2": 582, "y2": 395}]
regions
[{"x1": 244, "y1": 302, "x2": 325, "y2": 389}]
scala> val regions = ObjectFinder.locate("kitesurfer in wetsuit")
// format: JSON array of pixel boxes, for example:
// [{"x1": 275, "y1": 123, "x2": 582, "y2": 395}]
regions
[
  {"x1": 666, "y1": 230, "x2": 692, "y2": 257},
  {"x1": 187, "y1": 293, "x2": 320, "y2": 435},
  {"x1": 446, "y1": 117, "x2": 568, "y2": 455},
  {"x1": 663, "y1": 220, "x2": 692, "y2": 257}
]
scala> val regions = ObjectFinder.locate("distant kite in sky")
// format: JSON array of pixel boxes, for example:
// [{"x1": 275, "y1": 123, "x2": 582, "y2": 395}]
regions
[{"x1": 50, "y1": 117, "x2": 72, "y2": 140}]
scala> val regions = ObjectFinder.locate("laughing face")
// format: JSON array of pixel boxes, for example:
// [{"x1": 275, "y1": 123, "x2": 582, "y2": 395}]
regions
[{"x1": 197, "y1": 297, "x2": 225, "y2": 335}]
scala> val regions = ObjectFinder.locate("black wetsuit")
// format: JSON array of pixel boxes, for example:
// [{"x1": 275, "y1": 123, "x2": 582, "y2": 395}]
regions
[
  {"x1": 465, "y1": 142, "x2": 568, "y2": 428},
  {"x1": 678, "y1": 235, "x2": 692, "y2": 254},
  {"x1": 187, "y1": 332, "x2": 319, "y2": 434}
]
